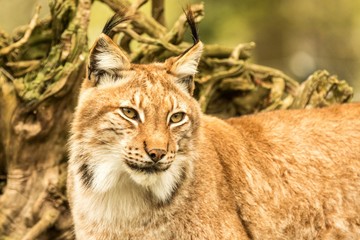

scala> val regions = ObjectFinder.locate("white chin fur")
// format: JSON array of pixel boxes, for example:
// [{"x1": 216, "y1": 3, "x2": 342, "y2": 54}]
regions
[
  {"x1": 86, "y1": 146, "x2": 127, "y2": 193},
  {"x1": 86, "y1": 148, "x2": 190, "y2": 203},
  {"x1": 91, "y1": 159, "x2": 125, "y2": 193},
  {"x1": 127, "y1": 156, "x2": 188, "y2": 202}
]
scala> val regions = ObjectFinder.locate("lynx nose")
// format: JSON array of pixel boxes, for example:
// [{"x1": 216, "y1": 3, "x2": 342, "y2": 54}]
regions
[{"x1": 146, "y1": 149, "x2": 167, "y2": 163}]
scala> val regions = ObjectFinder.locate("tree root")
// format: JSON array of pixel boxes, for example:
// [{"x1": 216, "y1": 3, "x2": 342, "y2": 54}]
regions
[{"x1": 22, "y1": 207, "x2": 60, "y2": 240}]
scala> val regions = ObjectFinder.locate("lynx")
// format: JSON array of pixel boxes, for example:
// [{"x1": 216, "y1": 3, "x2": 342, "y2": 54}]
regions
[{"x1": 67, "y1": 11, "x2": 360, "y2": 240}]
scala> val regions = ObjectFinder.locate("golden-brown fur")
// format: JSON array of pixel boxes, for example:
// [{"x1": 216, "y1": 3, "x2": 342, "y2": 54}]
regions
[{"x1": 67, "y1": 13, "x2": 360, "y2": 240}]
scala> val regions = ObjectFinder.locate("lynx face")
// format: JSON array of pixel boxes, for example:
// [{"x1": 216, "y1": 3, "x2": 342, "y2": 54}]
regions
[{"x1": 70, "y1": 16, "x2": 203, "y2": 202}]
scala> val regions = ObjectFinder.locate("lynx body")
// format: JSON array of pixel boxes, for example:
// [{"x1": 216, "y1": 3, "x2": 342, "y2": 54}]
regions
[{"x1": 67, "y1": 13, "x2": 360, "y2": 240}]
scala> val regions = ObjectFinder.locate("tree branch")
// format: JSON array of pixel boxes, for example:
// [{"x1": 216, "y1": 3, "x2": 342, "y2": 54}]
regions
[
  {"x1": 22, "y1": 207, "x2": 60, "y2": 240},
  {"x1": 0, "y1": 5, "x2": 41, "y2": 56},
  {"x1": 151, "y1": 0, "x2": 165, "y2": 26},
  {"x1": 100, "y1": 0, "x2": 167, "y2": 38}
]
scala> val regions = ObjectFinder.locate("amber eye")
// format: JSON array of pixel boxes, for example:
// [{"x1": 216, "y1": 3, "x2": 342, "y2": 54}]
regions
[
  {"x1": 170, "y1": 112, "x2": 185, "y2": 124},
  {"x1": 121, "y1": 107, "x2": 138, "y2": 120}
]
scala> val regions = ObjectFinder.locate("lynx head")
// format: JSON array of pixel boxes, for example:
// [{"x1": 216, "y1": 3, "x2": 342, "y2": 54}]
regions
[{"x1": 70, "y1": 10, "x2": 203, "y2": 202}]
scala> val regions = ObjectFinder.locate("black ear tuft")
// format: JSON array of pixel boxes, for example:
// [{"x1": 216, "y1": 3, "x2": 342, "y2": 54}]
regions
[
  {"x1": 184, "y1": 7, "x2": 199, "y2": 44},
  {"x1": 165, "y1": 7, "x2": 203, "y2": 95},
  {"x1": 102, "y1": 13, "x2": 130, "y2": 38},
  {"x1": 87, "y1": 14, "x2": 132, "y2": 85}
]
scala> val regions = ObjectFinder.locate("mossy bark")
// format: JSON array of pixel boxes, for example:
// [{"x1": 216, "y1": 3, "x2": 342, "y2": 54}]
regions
[{"x1": 0, "y1": 0, "x2": 353, "y2": 239}]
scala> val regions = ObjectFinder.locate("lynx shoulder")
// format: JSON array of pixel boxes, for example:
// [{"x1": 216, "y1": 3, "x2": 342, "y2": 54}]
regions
[{"x1": 67, "y1": 11, "x2": 360, "y2": 240}]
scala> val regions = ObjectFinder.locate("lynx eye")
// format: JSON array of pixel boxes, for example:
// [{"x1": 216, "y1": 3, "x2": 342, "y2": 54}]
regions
[
  {"x1": 170, "y1": 112, "x2": 185, "y2": 124},
  {"x1": 121, "y1": 107, "x2": 138, "y2": 120}
]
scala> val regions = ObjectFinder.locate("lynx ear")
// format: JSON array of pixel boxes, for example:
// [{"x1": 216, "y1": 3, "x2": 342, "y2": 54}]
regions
[
  {"x1": 166, "y1": 8, "x2": 203, "y2": 95},
  {"x1": 87, "y1": 14, "x2": 130, "y2": 85},
  {"x1": 168, "y1": 41, "x2": 203, "y2": 77}
]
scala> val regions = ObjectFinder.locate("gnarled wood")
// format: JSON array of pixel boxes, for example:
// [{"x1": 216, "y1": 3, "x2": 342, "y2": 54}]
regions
[{"x1": 0, "y1": 0, "x2": 90, "y2": 239}]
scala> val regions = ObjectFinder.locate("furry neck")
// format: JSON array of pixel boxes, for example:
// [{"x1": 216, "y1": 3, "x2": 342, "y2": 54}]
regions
[{"x1": 75, "y1": 154, "x2": 193, "y2": 225}]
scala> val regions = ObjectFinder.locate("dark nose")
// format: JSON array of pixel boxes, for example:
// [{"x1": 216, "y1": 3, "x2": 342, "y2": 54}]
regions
[{"x1": 146, "y1": 149, "x2": 167, "y2": 163}]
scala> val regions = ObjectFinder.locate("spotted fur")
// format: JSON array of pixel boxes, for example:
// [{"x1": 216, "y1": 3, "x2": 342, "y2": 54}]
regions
[{"x1": 68, "y1": 10, "x2": 360, "y2": 240}]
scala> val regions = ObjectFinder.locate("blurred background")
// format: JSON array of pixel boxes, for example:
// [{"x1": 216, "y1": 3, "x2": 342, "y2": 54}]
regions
[{"x1": 1, "y1": 0, "x2": 359, "y2": 100}]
